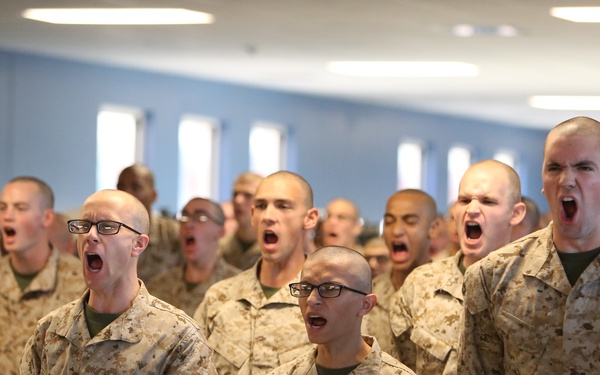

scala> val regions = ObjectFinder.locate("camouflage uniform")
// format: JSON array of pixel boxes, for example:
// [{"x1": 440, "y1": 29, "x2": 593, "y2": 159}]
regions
[
  {"x1": 21, "y1": 283, "x2": 216, "y2": 374},
  {"x1": 390, "y1": 251, "x2": 464, "y2": 375},
  {"x1": 268, "y1": 336, "x2": 416, "y2": 375},
  {"x1": 0, "y1": 248, "x2": 84, "y2": 374},
  {"x1": 147, "y1": 257, "x2": 241, "y2": 316},
  {"x1": 137, "y1": 213, "x2": 183, "y2": 282},
  {"x1": 460, "y1": 224, "x2": 600, "y2": 374},
  {"x1": 218, "y1": 231, "x2": 262, "y2": 271},
  {"x1": 362, "y1": 271, "x2": 396, "y2": 356},
  {"x1": 194, "y1": 259, "x2": 312, "y2": 375}
]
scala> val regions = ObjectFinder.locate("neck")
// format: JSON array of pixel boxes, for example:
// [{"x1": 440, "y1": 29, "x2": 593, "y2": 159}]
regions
[
  {"x1": 185, "y1": 253, "x2": 218, "y2": 283},
  {"x1": 316, "y1": 332, "x2": 370, "y2": 369},
  {"x1": 390, "y1": 269, "x2": 409, "y2": 290},
  {"x1": 10, "y1": 240, "x2": 52, "y2": 275},
  {"x1": 259, "y1": 250, "x2": 305, "y2": 288},
  {"x1": 88, "y1": 277, "x2": 140, "y2": 314},
  {"x1": 236, "y1": 224, "x2": 256, "y2": 243}
]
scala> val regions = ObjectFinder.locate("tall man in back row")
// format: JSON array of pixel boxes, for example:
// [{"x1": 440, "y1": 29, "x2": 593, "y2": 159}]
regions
[
  {"x1": 195, "y1": 171, "x2": 319, "y2": 375},
  {"x1": 390, "y1": 160, "x2": 525, "y2": 374},
  {"x1": 460, "y1": 116, "x2": 600, "y2": 374}
]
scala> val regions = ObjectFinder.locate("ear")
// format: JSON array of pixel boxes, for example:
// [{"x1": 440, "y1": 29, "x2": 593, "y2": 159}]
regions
[
  {"x1": 217, "y1": 226, "x2": 226, "y2": 239},
  {"x1": 351, "y1": 218, "x2": 363, "y2": 238},
  {"x1": 509, "y1": 201, "x2": 527, "y2": 227},
  {"x1": 303, "y1": 207, "x2": 319, "y2": 231},
  {"x1": 41, "y1": 209, "x2": 56, "y2": 229},
  {"x1": 150, "y1": 189, "x2": 158, "y2": 204},
  {"x1": 358, "y1": 294, "x2": 377, "y2": 317},
  {"x1": 131, "y1": 234, "x2": 150, "y2": 258},
  {"x1": 427, "y1": 215, "x2": 442, "y2": 240}
]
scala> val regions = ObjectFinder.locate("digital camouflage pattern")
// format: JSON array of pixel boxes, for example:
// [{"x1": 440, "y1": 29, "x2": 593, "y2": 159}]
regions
[
  {"x1": 460, "y1": 224, "x2": 600, "y2": 374},
  {"x1": 390, "y1": 250, "x2": 464, "y2": 375},
  {"x1": 218, "y1": 231, "x2": 262, "y2": 271},
  {"x1": 147, "y1": 257, "x2": 241, "y2": 316},
  {"x1": 361, "y1": 271, "x2": 396, "y2": 356},
  {"x1": 137, "y1": 214, "x2": 183, "y2": 282},
  {"x1": 194, "y1": 260, "x2": 312, "y2": 375},
  {"x1": 0, "y1": 248, "x2": 85, "y2": 374},
  {"x1": 268, "y1": 336, "x2": 416, "y2": 375},
  {"x1": 21, "y1": 284, "x2": 216, "y2": 374}
]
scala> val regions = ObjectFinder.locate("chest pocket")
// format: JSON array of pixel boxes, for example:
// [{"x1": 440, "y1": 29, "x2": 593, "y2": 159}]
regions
[
  {"x1": 410, "y1": 326, "x2": 453, "y2": 362},
  {"x1": 208, "y1": 325, "x2": 250, "y2": 369}
]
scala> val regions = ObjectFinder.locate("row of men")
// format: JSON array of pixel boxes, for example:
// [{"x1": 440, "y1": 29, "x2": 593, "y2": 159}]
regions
[{"x1": 0, "y1": 115, "x2": 598, "y2": 374}]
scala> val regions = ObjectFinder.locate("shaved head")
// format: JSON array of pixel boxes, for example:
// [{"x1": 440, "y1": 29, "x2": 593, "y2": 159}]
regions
[
  {"x1": 261, "y1": 171, "x2": 314, "y2": 209},
  {"x1": 305, "y1": 246, "x2": 372, "y2": 293},
  {"x1": 84, "y1": 190, "x2": 150, "y2": 234}
]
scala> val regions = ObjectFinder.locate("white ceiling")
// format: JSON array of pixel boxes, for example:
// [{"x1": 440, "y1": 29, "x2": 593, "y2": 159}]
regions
[{"x1": 2, "y1": 0, "x2": 600, "y2": 130}]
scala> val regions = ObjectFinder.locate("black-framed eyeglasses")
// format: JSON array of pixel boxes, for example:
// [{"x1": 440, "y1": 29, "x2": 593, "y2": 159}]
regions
[
  {"x1": 177, "y1": 211, "x2": 224, "y2": 226},
  {"x1": 67, "y1": 219, "x2": 142, "y2": 235},
  {"x1": 289, "y1": 282, "x2": 368, "y2": 298}
]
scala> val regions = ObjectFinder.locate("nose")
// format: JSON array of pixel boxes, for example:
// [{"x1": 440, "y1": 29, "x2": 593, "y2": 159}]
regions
[
  {"x1": 466, "y1": 200, "x2": 481, "y2": 215},
  {"x1": 390, "y1": 221, "x2": 406, "y2": 237},
  {"x1": 306, "y1": 287, "x2": 322, "y2": 305},
  {"x1": 83, "y1": 224, "x2": 100, "y2": 243},
  {"x1": 559, "y1": 168, "x2": 576, "y2": 189},
  {"x1": 262, "y1": 204, "x2": 277, "y2": 224}
]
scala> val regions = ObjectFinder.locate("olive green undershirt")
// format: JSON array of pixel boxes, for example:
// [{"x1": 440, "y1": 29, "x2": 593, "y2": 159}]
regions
[
  {"x1": 10, "y1": 262, "x2": 38, "y2": 291},
  {"x1": 557, "y1": 246, "x2": 600, "y2": 286},
  {"x1": 261, "y1": 284, "x2": 280, "y2": 299},
  {"x1": 84, "y1": 299, "x2": 122, "y2": 338},
  {"x1": 316, "y1": 363, "x2": 360, "y2": 375}
]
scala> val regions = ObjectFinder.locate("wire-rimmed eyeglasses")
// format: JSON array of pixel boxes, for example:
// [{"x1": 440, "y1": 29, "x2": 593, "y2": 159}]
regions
[
  {"x1": 67, "y1": 219, "x2": 142, "y2": 235},
  {"x1": 289, "y1": 282, "x2": 368, "y2": 298},
  {"x1": 177, "y1": 211, "x2": 224, "y2": 226}
]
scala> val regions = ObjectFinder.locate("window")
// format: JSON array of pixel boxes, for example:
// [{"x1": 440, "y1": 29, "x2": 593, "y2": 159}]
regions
[
  {"x1": 178, "y1": 115, "x2": 220, "y2": 210},
  {"x1": 96, "y1": 106, "x2": 145, "y2": 191},
  {"x1": 397, "y1": 140, "x2": 424, "y2": 189},
  {"x1": 447, "y1": 146, "x2": 472, "y2": 204},
  {"x1": 250, "y1": 122, "x2": 287, "y2": 176},
  {"x1": 494, "y1": 149, "x2": 518, "y2": 171}
]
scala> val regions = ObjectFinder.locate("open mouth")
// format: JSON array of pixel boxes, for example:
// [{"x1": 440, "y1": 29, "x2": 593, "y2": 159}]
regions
[
  {"x1": 264, "y1": 231, "x2": 278, "y2": 244},
  {"x1": 307, "y1": 315, "x2": 327, "y2": 328},
  {"x1": 562, "y1": 197, "x2": 577, "y2": 220},
  {"x1": 185, "y1": 235, "x2": 195, "y2": 246},
  {"x1": 86, "y1": 253, "x2": 103, "y2": 273},
  {"x1": 466, "y1": 222, "x2": 482, "y2": 240},
  {"x1": 3, "y1": 227, "x2": 16, "y2": 239},
  {"x1": 392, "y1": 242, "x2": 407, "y2": 254}
]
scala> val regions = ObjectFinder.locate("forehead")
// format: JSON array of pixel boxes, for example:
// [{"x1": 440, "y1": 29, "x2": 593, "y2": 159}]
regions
[
  {"x1": 1, "y1": 181, "x2": 40, "y2": 200},
  {"x1": 81, "y1": 194, "x2": 126, "y2": 220},
  {"x1": 364, "y1": 243, "x2": 388, "y2": 255},
  {"x1": 460, "y1": 166, "x2": 509, "y2": 195},
  {"x1": 256, "y1": 176, "x2": 304, "y2": 201},
  {"x1": 386, "y1": 193, "x2": 427, "y2": 215},
  {"x1": 328, "y1": 200, "x2": 356, "y2": 214},
  {"x1": 234, "y1": 178, "x2": 261, "y2": 193},
  {"x1": 302, "y1": 257, "x2": 351, "y2": 283},
  {"x1": 184, "y1": 199, "x2": 214, "y2": 213},
  {"x1": 544, "y1": 133, "x2": 600, "y2": 163}
]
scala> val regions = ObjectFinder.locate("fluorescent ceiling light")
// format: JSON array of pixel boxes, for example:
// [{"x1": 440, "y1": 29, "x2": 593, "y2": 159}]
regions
[
  {"x1": 529, "y1": 96, "x2": 600, "y2": 110},
  {"x1": 452, "y1": 24, "x2": 519, "y2": 37},
  {"x1": 22, "y1": 8, "x2": 213, "y2": 25},
  {"x1": 328, "y1": 61, "x2": 479, "y2": 77},
  {"x1": 550, "y1": 7, "x2": 600, "y2": 23}
]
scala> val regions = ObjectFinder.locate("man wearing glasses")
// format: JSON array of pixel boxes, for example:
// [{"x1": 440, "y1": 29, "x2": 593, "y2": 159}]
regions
[
  {"x1": 21, "y1": 190, "x2": 216, "y2": 374},
  {"x1": 271, "y1": 246, "x2": 415, "y2": 375},
  {"x1": 147, "y1": 197, "x2": 240, "y2": 316},
  {"x1": 194, "y1": 171, "x2": 319, "y2": 375}
]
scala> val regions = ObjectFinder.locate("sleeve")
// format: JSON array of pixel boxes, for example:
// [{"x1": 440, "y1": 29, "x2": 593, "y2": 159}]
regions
[
  {"x1": 20, "y1": 327, "x2": 43, "y2": 374},
  {"x1": 458, "y1": 260, "x2": 504, "y2": 375},
  {"x1": 389, "y1": 281, "x2": 416, "y2": 370},
  {"x1": 166, "y1": 327, "x2": 217, "y2": 375}
]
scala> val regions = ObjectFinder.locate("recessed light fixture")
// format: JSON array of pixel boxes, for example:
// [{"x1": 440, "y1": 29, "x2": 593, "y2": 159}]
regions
[
  {"x1": 550, "y1": 7, "x2": 600, "y2": 23},
  {"x1": 452, "y1": 24, "x2": 519, "y2": 37},
  {"x1": 328, "y1": 61, "x2": 479, "y2": 77},
  {"x1": 22, "y1": 8, "x2": 214, "y2": 25},
  {"x1": 529, "y1": 96, "x2": 600, "y2": 110}
]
